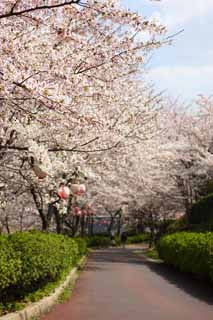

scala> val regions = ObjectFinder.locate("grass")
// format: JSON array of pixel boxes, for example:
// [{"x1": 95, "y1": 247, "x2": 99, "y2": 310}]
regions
[
  {"x1": 144, "y1": 248, "x2": 160, "y2": 260},
  {"x1": 58, "y1": 287, "x2": 72, "y2": 304},
  {"x1": 57, "y1": 271, "x2": 80, "y2": 304},
  {"x1": 58, "y1": 258, "x2": 86, "y2": 304}
]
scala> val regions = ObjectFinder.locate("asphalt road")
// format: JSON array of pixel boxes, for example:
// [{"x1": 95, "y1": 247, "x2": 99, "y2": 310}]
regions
[{"x1": 42, "y1": 247, "x2": 213, "y2": 320}]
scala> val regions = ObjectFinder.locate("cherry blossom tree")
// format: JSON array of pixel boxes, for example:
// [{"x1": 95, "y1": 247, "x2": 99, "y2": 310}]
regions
[{"x1": 0, "y1": 0, "x2": 167, "y2": 232}]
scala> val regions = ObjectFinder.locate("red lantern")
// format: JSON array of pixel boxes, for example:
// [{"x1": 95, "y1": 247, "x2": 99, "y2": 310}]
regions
[
  {"x1": 73, "y1": 207, "x2": 81, "y2": 216},
  {"x1": 58, "y1": 186, "x2": 70, "y2": 200}
]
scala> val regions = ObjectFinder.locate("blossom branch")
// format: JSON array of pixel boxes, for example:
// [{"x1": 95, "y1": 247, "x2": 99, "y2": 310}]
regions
[{"x1": 0, "y1": 1, "x2": 80, "y2": 20}]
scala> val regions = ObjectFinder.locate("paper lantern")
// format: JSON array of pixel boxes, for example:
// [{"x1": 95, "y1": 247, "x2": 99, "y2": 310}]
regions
[
  {"x1": 32, "y1": 164, "x2": 47, "y2": 179},
  {"x1": 58, "y1": 186, "x2": 70, "y2": 200},
  {"x1": 73, "y1": 207, "x2": 81, "y2": 216},
  {"x1": 70, "y1": 184, "x2": 86, "y2": 196}
]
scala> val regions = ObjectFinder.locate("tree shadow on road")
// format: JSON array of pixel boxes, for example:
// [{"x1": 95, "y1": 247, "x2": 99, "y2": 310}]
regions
[
  {"x1": 142, "y1": 257, "x2": 213, "y2": 306},
  {"x1": 90, "y1": 247, "x2": 213, "y2": 305}
]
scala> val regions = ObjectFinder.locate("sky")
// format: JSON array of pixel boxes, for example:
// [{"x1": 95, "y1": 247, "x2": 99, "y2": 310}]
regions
[{"x1": 122, "y1": 0, "x2": 213, "y2": 103}]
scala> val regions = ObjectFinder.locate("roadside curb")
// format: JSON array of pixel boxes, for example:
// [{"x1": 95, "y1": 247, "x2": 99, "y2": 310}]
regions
[{"x1": 0, "y1": 256, "x2": 86, "y2": 320}]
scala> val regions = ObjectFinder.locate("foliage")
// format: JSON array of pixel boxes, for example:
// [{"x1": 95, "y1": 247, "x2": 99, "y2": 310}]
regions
[
  {"x1": 156, "y1": 219, "x2": 175, "y2": 235},
  {"x1": 188, "y1": 194, "x2": 213, "y2": 230},
  {"x1": 73, "y1": 237, "x2": 88, "y2": 256},
  {"x1": 0, "y1": 2, "x2": 213, "y2": 240},
  {"x1": 144, "y1": 248, "x2": 160, "y2": 260},
  {"x1": 0, "y1": 231, "x2": 87, "y2": 315},
  {"x1": 114, "y1": 235, "x2": 121, "y2": 246},
  {"x1": 0, "y1": 235, "x2": 22, "y2": 292},
  {"x1": 126, "y1": 233, "x2": 150, "y2": 244},
  {"x1": 0, "y1": 0, "x2": 166, "y2": 235},
  {"x1": 198, "y1": 180, "x2": 213, "y2": 197},
  {"x1": 167, "y1": 217, "x2": 188, "y2": 233},
  {"x1": 86, "y1": 235, "x2": 112, "y2": 248},
  {"x1": 86, "y1": 233, "x2": 150, "y2": 247},
  {"x1": 157, "y1": 232, "x2": 213, "y2": 281}
]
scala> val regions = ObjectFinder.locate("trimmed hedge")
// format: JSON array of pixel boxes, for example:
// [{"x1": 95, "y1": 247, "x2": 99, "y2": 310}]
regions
[
  {"x1": 0, "y1": 231, "x2": 87, "y2": 308},
  {"x1": 188, "y1": 194, "x2": 213, "y2": 230},
  {"x1": 85, "y1": 233, "x2": 150, "y2": 247},
  {"x1": 126, "y1": 233, "x2": 150, "y2": 244},
  {"x1": 74, "y1": 237, "x2": 88, "y2": 256},
  {"x1": 166, "y1": 216, "x2": 188, "y2": 233},
  {"x1": 86, "y1": 235, "x2": 111, "y2": 247},
  {"x1": 157, "y1": 232, "x2": 213, "y2": 281}
]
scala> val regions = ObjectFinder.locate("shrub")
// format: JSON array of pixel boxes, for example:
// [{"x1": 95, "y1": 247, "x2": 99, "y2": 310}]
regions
[
  {"x1": 167, "y1": 216, "x2": 188, "y2": 233},
  {"x1": 0, "y1": 235, "x2": 22, "y2": 292},
  {"x1": 74, "y1": 237, "x2": 88, "y2": 256},
  {"x1": 126, "y1": 233, "x2": 150, "y2": 244},
  {"x1": 157, "y1": 232, "x2": 213, "y2": 281},
  {"x1": 114, "y1": 235, "x2": 121, "y2": 246},
  {"x1": 145, "y1": 248, "x2": 159, "y2": 260},
  {"x1": 86, "y1": 235, "x2": 111, "y2": 247},
  {"x1": 8, "y1": 232, "x2": 78, "y2": 288},
  {"x1": 0, "y1": 231, "x2": 87, "y2": 308},
  {"x1": 188, "y1": 194, "x2": 213, "y2": 230}
]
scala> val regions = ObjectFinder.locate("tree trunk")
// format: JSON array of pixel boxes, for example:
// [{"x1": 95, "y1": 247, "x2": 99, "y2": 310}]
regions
[
  {"x1": 80, "y1": 216, "x2": 85, "y2": 237},
  {"x1": 54, "y1": 207, "x2": 62, "y2": 234},
  {"x1": 41, "y1": 217, "x2": 49, "y2": 231},
  {"x1": 5, "y1": 215, "x2": 10, "y2": 234},
  {"x1": 31, "y1": 187, "x2": 49, "y2": 231},
  {"x1": 148, "y1": 214, "x2": 155, "y2": 248}
]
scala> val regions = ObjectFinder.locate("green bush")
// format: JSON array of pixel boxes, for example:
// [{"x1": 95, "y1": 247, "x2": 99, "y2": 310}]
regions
[
  {"x1": 167, "y1": 216, "x2": 188, "y2": 233},
  {"x1": 114, "y1": 235, "x2": 121, "y2": 246},
  {"x1": 126, "y1": 233, "x2": 150, "y2": 244},
  {"x1": 74, "y1": 237, "x2": 88, "y2": 256},
  {"x1": 188, "y1": 194, "x2": 213, "y2": 230},
  {"x1": 0, "y1": 235, "x2": 22, "y2": 292},
  {"x1": 145, "y1": 248, "x2": 159, "y2": 260},
  {"x1": 86, "y1": 235, "x2": 111, "y2": 247},
  {"x1": 0, "y1": 231, "x2": 87, "y2": 311},
  {"x1": 157, "y1": 232, "x2": 213, "y2": 281}
]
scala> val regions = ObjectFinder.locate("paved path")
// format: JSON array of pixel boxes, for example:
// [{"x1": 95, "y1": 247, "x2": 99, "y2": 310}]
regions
[{"x1": 42, "y1": 247, "x2": 213, "y2": 320}]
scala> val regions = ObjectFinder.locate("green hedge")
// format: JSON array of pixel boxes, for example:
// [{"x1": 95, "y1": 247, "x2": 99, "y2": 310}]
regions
[
  {"x1": 74, "y1": 237, "x2": 88, "y2": 256},
  {"x1": 0, "y1": 231, "x2": 87, "y2": 312},
  {"x1": 86, "y1": 235, "x2": 111, "y2": 247},
  {"x1": 85, "y1": 233, "x2": 150, "y2": 247},
  {"x1": 126, "y1": 233, "x2": 150, "y2": 244},
  {"x1": 188, "y1": 194, "x2": 213, "y2": 230},
  {"x1": 157, "y1": 232, "x2": 213, "y2": 281},
  {"x1": 166, "y1": 217, "x2": 188, "y2": 233}
]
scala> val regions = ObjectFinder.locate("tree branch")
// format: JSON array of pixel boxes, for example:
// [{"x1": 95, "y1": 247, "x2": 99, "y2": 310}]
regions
[
  {"x1": 0, "y1": 1, "x2": 80, "y2": 20},
  {"x1": 0, "y1": 138, "x2": 120, "y2": 153}
]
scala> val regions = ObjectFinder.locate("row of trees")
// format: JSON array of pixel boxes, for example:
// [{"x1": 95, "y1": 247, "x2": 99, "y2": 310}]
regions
[{"x1": 0, "y1": 1, "x2": 213, "y2": 236}]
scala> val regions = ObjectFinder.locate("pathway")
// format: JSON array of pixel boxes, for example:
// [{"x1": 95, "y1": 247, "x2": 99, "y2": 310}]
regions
[{"x1": 42, "y1": 247, "x2": 213, "y2": 320}]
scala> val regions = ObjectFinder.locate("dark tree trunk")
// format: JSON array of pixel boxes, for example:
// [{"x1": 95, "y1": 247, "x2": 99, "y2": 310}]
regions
[
  {"x1": 31, "y1": 187, "x2": 56, "y2": 232},
  {"x1": 148, "y1": 213, "x2": 155, "y2": 248},
  {"x1": 89, "y1": 216, "x2": 94, "y2": 236},
  {"x1": 41, "y1": 217, "x2": 49, "y2": 231},
  {"x1": 53, "y1": 207, "x2": 62, "y2": 234},
  {"x1": 108, "y1": 216, "x2": 114, "y2": 235},
  {"x1": 80, "y1": 216, "x2": 85, "y2": 237},
  {"x1": 5, "y1": 215, "x2": 10, "y2": 234}
]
